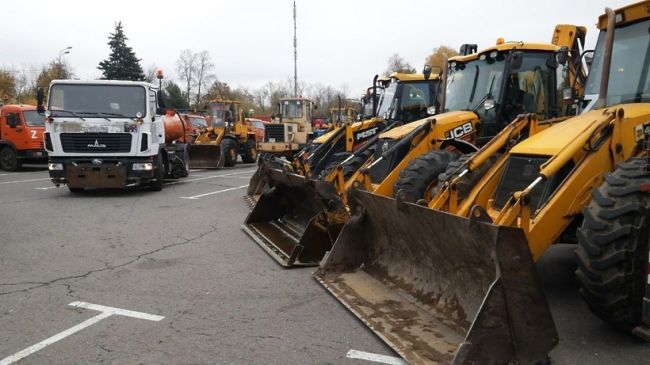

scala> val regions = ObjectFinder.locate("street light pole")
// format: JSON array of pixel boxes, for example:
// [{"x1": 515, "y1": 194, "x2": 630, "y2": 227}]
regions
[{"x1": 56, "y1": 46, "x2": 72, "y2": 79}]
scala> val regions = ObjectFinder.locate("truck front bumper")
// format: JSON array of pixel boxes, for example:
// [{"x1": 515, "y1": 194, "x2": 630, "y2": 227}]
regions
[{"x1": 48, "y1": 157, "x2": 156, "y2": 189}]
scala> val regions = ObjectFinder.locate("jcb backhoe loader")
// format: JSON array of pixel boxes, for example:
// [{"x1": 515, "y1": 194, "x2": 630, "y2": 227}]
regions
[
  {"x1": 189, "y1": 99, "x2": 257, "y2": 168},
  {"x1": 316, "y1": 2, "x2": 650, "y2": 363},
  {"x1": 244, "y1": 25, "x2": 587, "y2": 267}
]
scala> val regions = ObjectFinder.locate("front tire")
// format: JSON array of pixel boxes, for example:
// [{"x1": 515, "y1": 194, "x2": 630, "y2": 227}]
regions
[
  {"x1": 149, "y1": 153, "x2": 164, "y2": 191},
  {"x1": 393, "y1": 150, "x2": 458, "y2": 202},
  {"x1": 222, "y1": 138, "x2": 238, "y2": 167},
  {"x1": 575, "y1": 158, "x2": 650, "y2": 332},
  {"x1": 0, "y1": 146, "x2": 21, "y2": 171},
  {"x1": 241, "y1": 138, "x2": 257, "y2": 164}
]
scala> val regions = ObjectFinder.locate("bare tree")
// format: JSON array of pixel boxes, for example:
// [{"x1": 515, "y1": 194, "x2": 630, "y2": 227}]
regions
[
  {"x1": 193, "y1": 50, "x2": 215, "y2": 107},
  {"x1": 384, "y1": 53, "x2": 416, "y2": 76},
  {"x1": 144, "y1": 63, "x2": 158, "y2": 84},
  {"x1": 176, "y1": 49, "x2": 197, "y2": 106}
]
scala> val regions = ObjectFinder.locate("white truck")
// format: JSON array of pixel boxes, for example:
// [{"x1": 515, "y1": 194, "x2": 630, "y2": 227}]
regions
[{"x1": 39, "y1": 79, "x2": 190, "y2": 192}]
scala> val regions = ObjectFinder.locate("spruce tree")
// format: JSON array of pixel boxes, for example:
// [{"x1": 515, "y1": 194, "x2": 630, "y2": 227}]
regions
[{"x1": 97, "y1": 21, "x2": 145, "y2": 81}]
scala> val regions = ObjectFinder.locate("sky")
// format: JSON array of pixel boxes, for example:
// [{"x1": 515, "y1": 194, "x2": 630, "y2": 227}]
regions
[{"x1": 0, "y1": 0, "x2": 634, "y2": 97}]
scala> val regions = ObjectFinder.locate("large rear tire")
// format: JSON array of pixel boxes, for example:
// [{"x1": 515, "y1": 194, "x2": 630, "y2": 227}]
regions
[
  {"x1": 575, "y1": 158, "x2": 650, "y2": 332},
  {"x1": 393, "y1": 150, "x2": 458, "y2": 202},
  {"x1": 222, "y1": 138, "x2": 239, "y2": 167},
  {"x1": 241, "y1": 138, "x2": 257, "y2": 164},
  {"x1": 0, "y1": 146, "x2": 21, "y2": 171}
]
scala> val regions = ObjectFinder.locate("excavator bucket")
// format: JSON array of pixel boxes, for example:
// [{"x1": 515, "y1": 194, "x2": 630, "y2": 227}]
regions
[
  {"x1": 242, "y1": 168, "x2": 347, "y2": 267},
  {"x1": 315, "y1": 189, "x2": 558, "y2": 364},
  {"x1": 189, "y1": 144, "x2": 224, "y2": 169}
]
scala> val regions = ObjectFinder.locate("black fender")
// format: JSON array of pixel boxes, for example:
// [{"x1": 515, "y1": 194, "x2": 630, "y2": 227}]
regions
[{"x1": 439, "y1": 138, "x2": 479, "y2": 154}]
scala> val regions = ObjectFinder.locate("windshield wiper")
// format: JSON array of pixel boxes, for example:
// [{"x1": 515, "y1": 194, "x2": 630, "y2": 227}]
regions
[
  {"x1": 81, "y1": 112, "x2": 136, "y2": 121},
  {"x1": 471, "y1": 74, "x2": 498, "y2": 113},
  {"x1": 50, "y1": 109, "x2": 85, "y2": 121}
]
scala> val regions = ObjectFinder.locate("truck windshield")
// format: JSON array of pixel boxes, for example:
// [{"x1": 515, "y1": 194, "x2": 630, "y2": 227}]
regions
[
  {"x1": 585, "y1": 18, "x2": 650, "y2": 106},
  {"x1": 447, "y1": 51, "x2": 556, "y2": 121},
  {"x1": 282, "y1": 100, "x2": 304, "y2": 118},
  {"x1": 23, "y1": 110, "x2": 45, "y2": 126},
  {"x1": 446, "y1": 56, "x2": 506, "y2": 115},
  {"x1": 48, "y1": 84, "x2": 147, "y2": 118}
]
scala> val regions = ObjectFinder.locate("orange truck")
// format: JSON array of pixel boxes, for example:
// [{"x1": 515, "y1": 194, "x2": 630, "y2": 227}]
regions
[{"x1": 0, "y1": 104, "x2": 47, "y2": 171}]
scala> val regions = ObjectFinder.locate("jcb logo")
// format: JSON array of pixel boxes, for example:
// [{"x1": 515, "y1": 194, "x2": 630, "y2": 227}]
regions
[{"x1": 445, "y1": 122, "x2": 473, "y2": 139}]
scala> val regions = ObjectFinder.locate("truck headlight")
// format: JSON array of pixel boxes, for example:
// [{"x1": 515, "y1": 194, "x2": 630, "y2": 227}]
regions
[
  {"x1": 48, "y1": 163, "x2": 63, "y2": 171},
  {"x1": 133, "y1": 162, "x2": 153, "y2": 171}
]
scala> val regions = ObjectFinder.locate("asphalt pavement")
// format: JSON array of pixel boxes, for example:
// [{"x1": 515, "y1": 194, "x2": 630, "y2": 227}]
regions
[{"x1": 0, "y1": 164, "x2": 648, "y2": 364}]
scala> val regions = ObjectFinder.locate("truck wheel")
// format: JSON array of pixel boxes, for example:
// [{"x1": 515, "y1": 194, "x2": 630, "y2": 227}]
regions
[
  {"x1": 222, "y1": 139, "x2": 238, "y2": 167},
  {"x1": 575, "y1": 158, "x2": 650, "y2": 332},
  {"x1": 149, "y1": 153, "x2": 164, "y2": 191},
  {"x1": 393, "y1": 150, "x2": 458, "y2": 203},
  {"x1": 432, "y1": 153, "x2": 500, "y2": 202},
  {"x1": 241, "y1": 138, "x2": 257, "y2": 164},
  {"x1": 0, "y1": 146, "x2": 21, "y2": 171}
]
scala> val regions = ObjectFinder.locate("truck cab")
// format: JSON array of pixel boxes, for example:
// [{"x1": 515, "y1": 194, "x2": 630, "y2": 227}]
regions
[
  {"x1": 0, "y1": 105, "x2": 47, "y2": 171},
  {"x1": 44, "y1": 79, "x2": 189, "y2": 192}
]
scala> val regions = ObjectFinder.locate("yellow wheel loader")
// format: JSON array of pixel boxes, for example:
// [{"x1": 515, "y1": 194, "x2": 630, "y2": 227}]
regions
[
  {"x1": 316, "y1": 3, "x2": 650, "y2": 363},
  {"x1": 244, "y1": 25, "x2": 587, "y2": 267},
  {"x1": 189, "y1": 99, "x2": 257, "y2": 168},
  {"x1": 243, "y1": 71, "x2": 442, "y2": 266}
]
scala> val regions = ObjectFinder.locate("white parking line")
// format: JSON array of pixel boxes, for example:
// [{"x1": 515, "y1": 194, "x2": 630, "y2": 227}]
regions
[
  {"x1": 184, "y1": 170, "x2": 256, "y2": 183},
  {"x1": 33, "y1": 186, "x2": 59, "y2": 190},
  {"x1": 0, "y1": 178, "x2": 49, "y2": 185},
  {"x1": 180, "y1": 184, "x2": 249, "y2": 200},
  {"x1": 0, "y1": 301, "x2": 164, "y2": 365},
  {"x1": 346, "y1": 350, "x2": 406, "y2": 365},
  {"x1": 0, "y1": 173, "x2": 18, "y2": 177}
]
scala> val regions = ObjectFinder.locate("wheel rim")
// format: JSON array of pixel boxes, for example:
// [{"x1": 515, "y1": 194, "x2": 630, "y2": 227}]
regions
[
  {"x1": 230, "y1": 148, "x2": 237, "y2": 161},
  {"x1": 251, "y1": 147, "x2": 257, "y2": 160}
]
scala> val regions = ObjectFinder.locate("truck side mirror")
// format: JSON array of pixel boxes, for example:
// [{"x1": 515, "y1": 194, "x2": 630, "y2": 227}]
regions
[
  {"x1": 156, "y1": 91, "x2": 167, "y2": 115},
  {"x1": 36, "y1": 87, "x2": 45, "y2": 114},
  {"x1": 6, "y1": 113, "x2": 19, "y2": 128}
]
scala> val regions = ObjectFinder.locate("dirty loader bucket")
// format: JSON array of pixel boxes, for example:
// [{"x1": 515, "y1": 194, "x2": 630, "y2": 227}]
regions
[
  {"x1": 315, "y1": 189, "x2": 558, "y2": 364},
  {"x1": 242, "y1": 168, "x2": 347, "y2": 267},
  {"x1": 189, "y1": 144, "x2": 224, "y2": 169}
]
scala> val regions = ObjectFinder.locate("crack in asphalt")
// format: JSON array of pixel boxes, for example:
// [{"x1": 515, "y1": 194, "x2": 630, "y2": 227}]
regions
[{"x1": 0, "y1": 223, "x2": 219, "y2": 297}]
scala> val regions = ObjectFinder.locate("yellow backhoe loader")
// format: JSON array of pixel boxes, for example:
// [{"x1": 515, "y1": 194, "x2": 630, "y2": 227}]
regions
[
  {"x1": 316, "y1": 2, "x2": 650, "y2": 363},
  {"x1": 189, "y1": 99, "x2": 257, "y2": 168},
  {"x1": 243, "y1": 25, "x2": 587, "y2": 267}
]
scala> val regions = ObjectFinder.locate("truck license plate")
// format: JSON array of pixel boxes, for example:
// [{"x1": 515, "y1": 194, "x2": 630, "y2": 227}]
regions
[
  {"x1": 83, "y1": 126, "x2": 108, "y2": 133},
  {"x1": 269, "y1": 138, "x2": 276, "y2": 143}
]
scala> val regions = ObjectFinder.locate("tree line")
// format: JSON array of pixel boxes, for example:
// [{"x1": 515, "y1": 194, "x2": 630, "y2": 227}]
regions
[{"x1": 0, "y1": 21, "x2": 458, "y2": 118}]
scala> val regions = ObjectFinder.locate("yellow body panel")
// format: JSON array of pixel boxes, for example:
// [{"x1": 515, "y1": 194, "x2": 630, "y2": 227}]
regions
[{"x1": 377, "y1": 118, "x2": 430, "y2": 139}]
